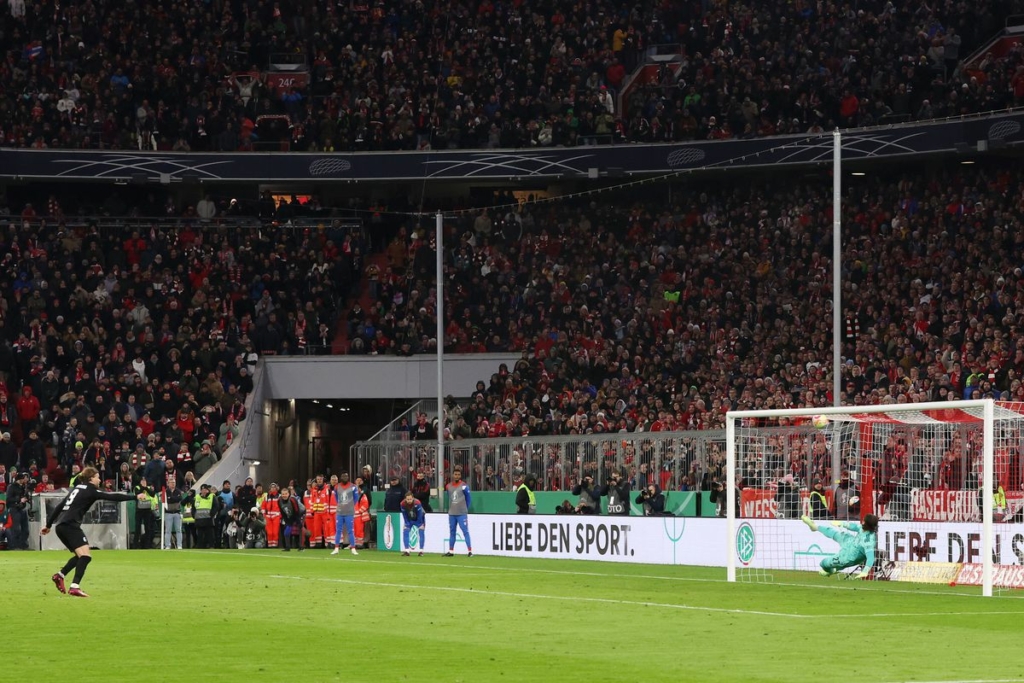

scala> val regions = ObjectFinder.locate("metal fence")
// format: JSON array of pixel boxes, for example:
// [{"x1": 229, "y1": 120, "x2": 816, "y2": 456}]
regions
[
  {"x1": 329, "y1": 418, "x2": 1024, "y2": 522},
  {"x1": 360, "y1": 399, "x2": 440, "y2": 444},
  {"x1": 353, "y1": 430, "x2": 728, "y2": 493}
]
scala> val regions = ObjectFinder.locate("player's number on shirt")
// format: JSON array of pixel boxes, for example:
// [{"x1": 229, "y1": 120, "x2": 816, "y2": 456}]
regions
[{"x1": 63, "y1": 486, "x2": 83, "y2": 510}]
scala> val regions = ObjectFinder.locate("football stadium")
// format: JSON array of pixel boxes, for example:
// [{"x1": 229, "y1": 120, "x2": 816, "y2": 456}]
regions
[{"x1": 2, "y1": 0, "x2": 1024, "y2": 680}]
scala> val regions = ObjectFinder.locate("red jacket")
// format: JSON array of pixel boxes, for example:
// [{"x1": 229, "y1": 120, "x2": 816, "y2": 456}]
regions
[
  {"x1": 16, "y1": 388, "x2": 40, "y2": 422},
  {"x1": 262, "y1": 494, "x2": 281, "y2": 519},
  {"x1": 308, "y1": 486, "x2": 331, "y2": 514},
  {"x1": 176, "y1": 410, "x2": 195, "y2": 439},
  {"x1": 355, "y1": 492, "x2": 370, "y2": 521}
]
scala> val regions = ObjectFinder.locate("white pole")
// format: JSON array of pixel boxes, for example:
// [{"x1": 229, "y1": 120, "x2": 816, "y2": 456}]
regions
[
  {"x1": 160, "y1": 492, "x2": 166, "y2": 550},
  {"x1": 982, "y1": 399, "x2": 994, "y2": 597},
  {"x1": 435, "y1": 211, "x2": 445, "y2": 513},
  {"x1": 726, "y1": 414, "x2": 736, "y2": 582},
  {"x1": 123, "y1": 500, "x2": 130, "y2": 551},
  {"x1": 832, "y1": 129, "x2": 842, "y2": 409}
]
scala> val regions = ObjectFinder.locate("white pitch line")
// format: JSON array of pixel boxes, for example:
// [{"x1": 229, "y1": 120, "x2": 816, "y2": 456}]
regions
[
  {"x1": 267, "y1": 573, "x2": 1024, "y2": 620},
  {"x1": 268, "y1": 573, "x2": 809, "y2": 618},
  {"x1": 191, "y1": 550, "x2": 1024, "y2": 601},
  {"x1": 884, "y1": 679, "x2": 1024, "y2": 683},
  {"x1": 830, "y1": 611, "x2": 1024, "y2": 618}
]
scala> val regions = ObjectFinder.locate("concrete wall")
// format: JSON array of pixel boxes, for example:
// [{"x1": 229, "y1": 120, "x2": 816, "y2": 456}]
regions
[
  {"x1": 196, "y1": 360, "x2": 271, "y2": 490},
  {"x1": 262, "y1": 353, "x2": 521, "y2": 400},
  {"x1": 205, "y1": 353, "x2": 520, "y2": 488}
]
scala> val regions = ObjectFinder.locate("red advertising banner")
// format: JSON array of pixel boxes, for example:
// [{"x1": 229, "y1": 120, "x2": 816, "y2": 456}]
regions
[
  {"x1": 740, "y1": 488, "x2": 833, "y2": 519},
  {"x1": 955, "y1": 563, "x2": 1024, "y2": 589},
  {"x1": 263, "y1": 71, "x2": 310, "y2": 95},
  {"x1": 742, "y1": 487, "x2": 1024, "y2": 522},
  {"x1": 910, "y1": 490, "x2": 1024, "y2": 522}
]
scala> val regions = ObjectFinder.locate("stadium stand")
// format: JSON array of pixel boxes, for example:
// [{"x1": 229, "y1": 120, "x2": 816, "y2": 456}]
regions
[
  {"x1": 2, "y1": 156, "x2": 1021, "y2": 495},
  {"x1": 0, "y1": 195, "x2": 377, "y2": 485},
  {"x1": 0, "y1": 0, "x2": 1019, "y2": 151},
  {"x1": 353, "y1": 161, "x2": 1024, "y2": 441}
]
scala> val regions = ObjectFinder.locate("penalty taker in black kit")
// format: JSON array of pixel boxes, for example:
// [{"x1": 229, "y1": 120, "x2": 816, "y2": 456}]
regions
[{"x1": 41, "y1": 466, "x2": 137, "y2": 597}]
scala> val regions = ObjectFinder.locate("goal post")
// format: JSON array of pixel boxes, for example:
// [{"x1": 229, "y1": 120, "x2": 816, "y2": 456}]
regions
[{"x1": 726, "y1": 399, "x2": 999, "y2": 597}]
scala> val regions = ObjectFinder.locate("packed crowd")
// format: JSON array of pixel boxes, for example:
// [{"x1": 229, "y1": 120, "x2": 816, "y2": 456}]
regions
[
  {"x1": 0, "y1": 192, "x2": 372, "y2": 502},
  {"x1": 353, "y1": 161, "x2": 1024, "y2": 443},
  {"x1": 1, "y1": 0, "x2": 1020, "y2": 151},
  {"x1": 625, "y1": 0, "x2": 1024, "y2": 141}
]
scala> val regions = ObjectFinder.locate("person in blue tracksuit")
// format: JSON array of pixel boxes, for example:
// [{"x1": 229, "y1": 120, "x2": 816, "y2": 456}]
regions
[
  {"x1": 444, "y1": 467, "x2": 472, "y2": 557},
  {"x1": 802, "y1": 513, "x2": 878, "y2": 578},
  {"x1": 332, "y1": 473, "x2": 360, "y2": 555},
  {"x1": 400, "y1": 490, "x2": 425, "y2": 556}
]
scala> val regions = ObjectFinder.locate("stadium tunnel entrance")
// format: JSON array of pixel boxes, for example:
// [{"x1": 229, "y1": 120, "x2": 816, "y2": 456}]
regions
[{"x1": 235, "y1": 354, "x2": 518, "y2": 489}]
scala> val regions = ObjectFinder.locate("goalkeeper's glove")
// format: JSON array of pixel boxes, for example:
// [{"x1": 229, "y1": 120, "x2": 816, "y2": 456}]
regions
[
  {"x1": 855, "y1": 570, "x2": 870, "y2": 579},
  {"x1": 831, "y1": 521, "x2": 844, "y2": 527}
]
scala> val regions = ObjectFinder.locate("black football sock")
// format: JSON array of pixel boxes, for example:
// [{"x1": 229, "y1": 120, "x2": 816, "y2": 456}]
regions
[
  {"x1": 60, "y1": 556, "x2": 78, "y2": 577},
  {"x1": 71, "y1": 555, "x2": 92, "y2": 586}
]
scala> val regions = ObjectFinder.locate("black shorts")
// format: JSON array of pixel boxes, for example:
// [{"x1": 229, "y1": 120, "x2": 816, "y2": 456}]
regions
[{"x1": 55, "y1": 524, "x2": 89, "y2": 551}]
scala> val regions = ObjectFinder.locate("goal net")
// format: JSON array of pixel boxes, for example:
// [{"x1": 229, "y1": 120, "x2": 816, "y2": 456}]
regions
[{"x1": 726, "y1": 400, "x2": 1020, "y2": 597}]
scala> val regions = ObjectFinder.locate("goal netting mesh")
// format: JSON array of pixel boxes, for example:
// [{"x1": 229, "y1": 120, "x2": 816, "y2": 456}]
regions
[{"x1": 727, "y1": 401, "x2": 1022, "y2": 596}]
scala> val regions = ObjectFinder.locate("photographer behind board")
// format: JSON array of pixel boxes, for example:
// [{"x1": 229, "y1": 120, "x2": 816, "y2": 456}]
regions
[
  {"x1": 238, "y1": 506, "x2": 267, "y2": 549},
  {"x1": 516, "y1": 474, "x2": 537, "y2": 514},
  {"x1": 774, "y1": 474, "x2": 800, "y2": 519},
  {"x1": 600, "y1": 471, "x2": 630, "y2": 516},
  {"x1": 709, "y1": 478, "x2": 740, "y2": 518},
  {"x1": 554, "y1": 500, "x2": 576, "y2": 515},
  {"x1": 636, "y1": 484, "x2": 672, "y2": 517},
  {"x1": 571, "y1": 475, "x2": 600, "y2": 515}
]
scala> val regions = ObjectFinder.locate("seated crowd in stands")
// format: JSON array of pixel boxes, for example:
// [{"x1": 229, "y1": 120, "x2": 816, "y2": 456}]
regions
[
  {"x1": 0, "y1": 193, "x2": 372, "y2": 489},
  {"x1": 355, "y1": 161, "x2": 1024, "y2": 442},
  {"x1": 0, "y1": 0, "x2": 1019, "y2": 151},
  {"x1": 0, "y1": 157, "x2": 1019, "y2": 522}
]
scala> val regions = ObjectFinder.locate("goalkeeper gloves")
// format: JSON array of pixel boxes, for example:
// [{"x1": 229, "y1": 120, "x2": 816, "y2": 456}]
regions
[
  {"x1": 831, "y1": 521, "x2": 844, "y2": 527},
  {"x1": 855, "y1": 570, "x2": 870, "y2": 579}
]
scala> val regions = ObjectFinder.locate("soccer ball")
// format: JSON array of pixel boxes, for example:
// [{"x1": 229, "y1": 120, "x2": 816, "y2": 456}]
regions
[{"x1": 811, "y1": 415, "x2": 829, "y2": 430}]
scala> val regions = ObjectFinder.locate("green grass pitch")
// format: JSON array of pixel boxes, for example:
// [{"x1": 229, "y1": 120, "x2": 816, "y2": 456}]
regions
[{"x1": 3, "y1": 550, "x2": 1023, "y2": 682}]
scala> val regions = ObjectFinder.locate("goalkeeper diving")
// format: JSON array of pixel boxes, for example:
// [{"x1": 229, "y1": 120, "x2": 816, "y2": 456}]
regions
[{"x1": 801, "y1": 513, "x2": 878, "y2": 579}]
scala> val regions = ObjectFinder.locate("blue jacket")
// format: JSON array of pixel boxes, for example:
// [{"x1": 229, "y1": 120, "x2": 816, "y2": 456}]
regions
[
  {"x1": 142, "y1": 459, "x2": 165, "y2": 488},
  {"x1": 400, "y1": 499, "x2": 425, "y2": 527},
  {"x1": 218, "y1": 490, "x2": 234, "y2": 516}
]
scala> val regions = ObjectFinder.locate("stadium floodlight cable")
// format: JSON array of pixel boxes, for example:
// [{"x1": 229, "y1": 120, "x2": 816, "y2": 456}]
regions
[
  {"x1": 726, "y1": 400, "x2": 996, "y2": 597},
  {"x1": 220, "y1": 128, "x2": 874, "y2": 224},
  {"x1": 302, "y1": 132, "x2": 863, "y2": 222},
  {"x1": 429, "y1": 132, "x2": 841, "y2": 219}
]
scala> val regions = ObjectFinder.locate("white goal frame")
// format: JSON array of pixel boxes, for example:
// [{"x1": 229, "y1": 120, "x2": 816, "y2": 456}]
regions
[{"x1": 726, "y1": 399, "x2": 995, "y2": 597}]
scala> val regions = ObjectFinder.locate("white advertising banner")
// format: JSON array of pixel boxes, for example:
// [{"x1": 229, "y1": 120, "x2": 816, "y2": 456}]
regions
[
  {"x1": 735, "y1": 520, "x2": 1024, "y2": 571},
  {"x1": 421, "y1": 514, "x2": 1024, "y2": 571},
  {"x1": 423, "y1": 513, "x2": 727, "y2": 566}
]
